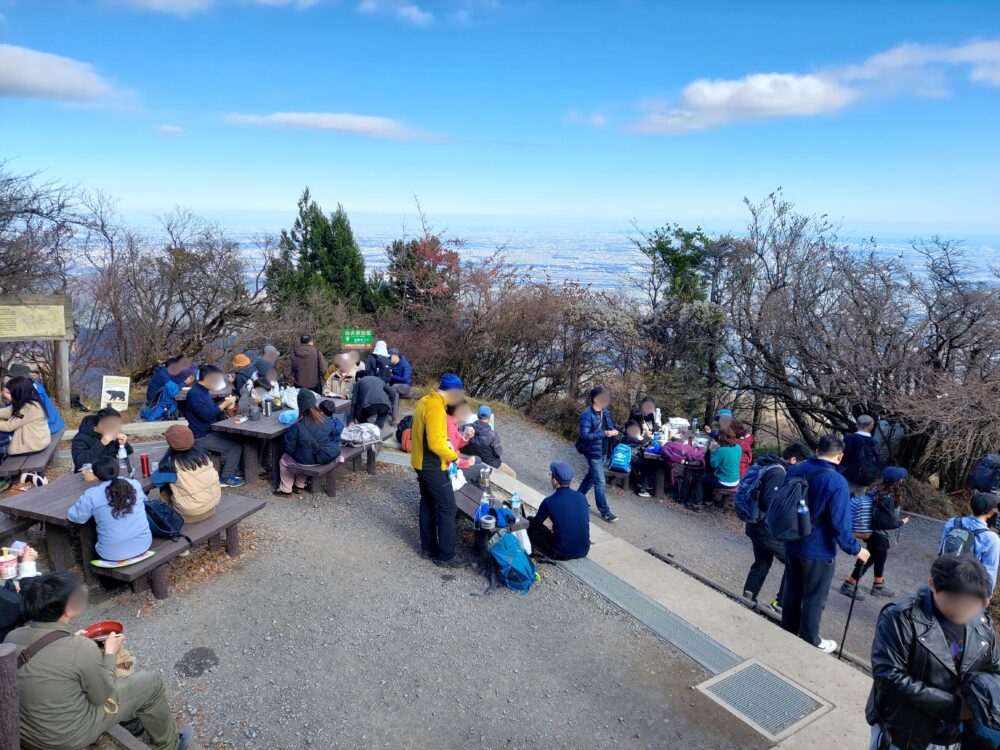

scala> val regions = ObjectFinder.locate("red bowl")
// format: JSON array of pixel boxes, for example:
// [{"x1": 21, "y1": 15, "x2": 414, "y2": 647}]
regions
[{"x1": 82, "y1": 620, "x2": 124, "y2": 641}]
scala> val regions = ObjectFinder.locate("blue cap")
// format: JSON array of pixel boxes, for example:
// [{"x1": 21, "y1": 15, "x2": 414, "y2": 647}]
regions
[
  {"x1": 716, "y1": 408, "x2": 733, "y2": 418},
  {"x1": 439, "y1": 372, "x2": 464, "y2": 391},
  {"x1": 388, "y1": 348, "x2": 400, "y2": 356},
  {"x1": 550, "y1": 462, "x2": 574, "y2": 485},
  {"x1": 882, "y1": 466, "x2": 908, "y2": 484},
  {"x1": 478, "y1": 404, "x2": 492, "y2": 419}
]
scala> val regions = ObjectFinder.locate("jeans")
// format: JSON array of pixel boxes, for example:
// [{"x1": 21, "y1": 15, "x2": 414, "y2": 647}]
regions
[
  {"x1": 578, "y1": 457, "x2": 611, "y2": 516},
  {"x1": 869, "y1": 724, "x2": 957, "y2": 750},
  {"x1": 194, "y1": 432, "x2": 243, "y2": 479},
  {"x1": 416, "y1": 468, "x2": 458, "y2": 561},
  {"x1": 781, "y1": 552, "x2": 837, "y2": 646},
  {"x1": 743, "y1": 523, "x2": 786, "y2": 606},
  {"x1": 851, "y1": 533, "x2": 889, "y2": 582}
]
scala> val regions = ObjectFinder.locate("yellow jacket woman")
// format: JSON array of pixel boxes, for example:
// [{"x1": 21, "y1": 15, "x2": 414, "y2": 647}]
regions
[{"x1": 0, "y1": 377, "x2": 52, "y2": 456}]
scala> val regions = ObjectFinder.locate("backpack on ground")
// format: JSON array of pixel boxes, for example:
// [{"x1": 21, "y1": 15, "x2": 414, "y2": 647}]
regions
[
  {"x1": 734, "y1": 461, "x2": 784, "y2": 524},
  {"x1": 940, "y1": 524, "x2": 989, "y2": 556},
  {"x1": 341, "y1": 422, "x2": 381, "y2": 446},
  {"x1": 144, "y1": 499, "x2": 190, "y2": 543},
  {"x1": 609, "y1": 443, "x2": 632, "y2": 473},
  {"x1": 677, "y1": 464, "x2": 704, "y2": 506},
  {"x1": 765, "y1": 474, "x2": 818, "y2": 543},
  {"x1": 139, "y1": 380, "x2": 180, "y2": 422},
  {"x1": 973, "y1": 453, "x2": 1000, "y2": 493},
  {"x1": 395, "y1": 414, "x2": 413, "y2": 451},
  {"x1": 487, "y1": 531, "x2": 537, "y2": 594}
]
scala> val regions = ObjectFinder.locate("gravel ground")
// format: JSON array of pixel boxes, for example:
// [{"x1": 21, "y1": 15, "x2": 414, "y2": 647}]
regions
[
  {"x1": 497, "y1": 411, "x2": 943, "y2": 661},
  {"x1": 78, "y1": 464, "x2": 769, "y2": 750}
]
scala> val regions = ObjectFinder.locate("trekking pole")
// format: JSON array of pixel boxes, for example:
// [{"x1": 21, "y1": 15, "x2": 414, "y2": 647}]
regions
[{"x1": 837, "y1": 583, "x2": 859, "y2": 660}]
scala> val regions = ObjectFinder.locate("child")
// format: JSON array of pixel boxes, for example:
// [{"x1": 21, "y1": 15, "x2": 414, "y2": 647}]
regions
[
  {"x1": 67, "y1": 456, "x2": 151, "y2": 562},
  {"x1": 621, "y1": 420, "x2": 653, "y2": 497}
]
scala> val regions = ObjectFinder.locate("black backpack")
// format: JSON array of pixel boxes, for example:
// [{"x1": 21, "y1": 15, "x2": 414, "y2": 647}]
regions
[
  {"x1": 395, "y1": 414, "x2": 413, "y2": 445},
  {"x1": 871, "y1": 491, "x2": 903, "y2": 531},
  {"x1": 145, "y1": 500, "x2": 191, "y2": 544},
  {"x1": 973, "y1": 453, "x2": 1000, "y2": 493}
]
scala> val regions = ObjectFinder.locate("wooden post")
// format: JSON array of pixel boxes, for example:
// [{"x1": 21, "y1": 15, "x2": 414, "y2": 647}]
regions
[
  {"x1": 0, "y1": 643, "x2": 20, "y2": 750},
  {"x1": 53, "y1": 338, "x2": 71, "y2": 407}
]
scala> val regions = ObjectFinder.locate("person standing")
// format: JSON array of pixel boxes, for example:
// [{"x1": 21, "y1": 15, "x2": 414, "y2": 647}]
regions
[
  {"x1": 781, "y1": 434, "x2": 871, "y2": 653},
  {"x1": 528, "y1": 462, "x2": 591, "y2": 560},
  {"x1": 840, "y1": 466, "x2": 911, "y2": 601},
  {"x1": 742, "y1": 442, "x2": 811, "y2": 613},
  {"x1": 840, "y1": 414, "x2": 883, "y2": 496},
  {"x1": 940, "y1": 492, "x2": 1000, "y2": 593},
  {"x1": 866, "y1": 556, "x2": 999, "y2": 750},
  {"x1": 575, "y1": 386, "x2": 619, "y2": 523},
  {"x1": 284, "y1": 334, "x2": 328, "y2": 394},
  {"x1": 411, "y1": 373, "x2": 465, "y2": 567}
]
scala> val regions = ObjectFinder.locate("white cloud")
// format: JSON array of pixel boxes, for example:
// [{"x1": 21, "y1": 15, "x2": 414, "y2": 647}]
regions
[
  {"x1": 114, "y1": 0, "x2": 318, "y2": 15},
  {"x1": 158, "y1": 124, "x2": 183, "y2": 135},
  {"x1": 0, "y1": 44, "x2": 113, "y2": 102},
  {"x1": 358, "y1": 0, "x2": 433, "y2": 27},
  {"x1": 630, "y1": 39, "x2": 1000, "y2": 135},
  {"x1": 565, "y1": 109, "x2": 608, "y2": 128},
  {"x1": 227, "y1": 111, "x2": 444, "y2": 140}
]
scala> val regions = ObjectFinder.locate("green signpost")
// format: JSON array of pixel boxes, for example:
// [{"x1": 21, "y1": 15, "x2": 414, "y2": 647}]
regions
[{"x1": 341, "y1": 327, "x2": 374, "y2": 350}]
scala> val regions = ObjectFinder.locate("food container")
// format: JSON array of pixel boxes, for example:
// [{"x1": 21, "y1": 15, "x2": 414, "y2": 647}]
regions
[
  {"x1": 0, "y1": 553, "x2": 18, "y2": 580},
  {"x1": 82, "y1": 620, "x2": 124, "y2": 642}
]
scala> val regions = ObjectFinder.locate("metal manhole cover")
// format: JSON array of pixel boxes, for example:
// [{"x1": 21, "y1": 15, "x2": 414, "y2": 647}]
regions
[{"x1": 697, "y1": 661, "x2": 830, "y2": 741}]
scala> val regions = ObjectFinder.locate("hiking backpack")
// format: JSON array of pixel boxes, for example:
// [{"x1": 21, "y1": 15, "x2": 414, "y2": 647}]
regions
[
  {"x1": 487, "y1": 531, "x2": 537, "y2": 594},
  {"x1": 395, "y1": 415, "x2": 413, "y2": 447},
  {"x1": 871, "y1": 491, "x2": 903, "y2": 531},
  {"x1": 734, "y1": 462, "x2": 784, "y2": 524},
  {"x1": 139, "y1": 380, "x2": 180, "y2": 422},
  {"x1": 144, "y1": 499, "x2": 189, "y2": 543},
  {"x1": 973, "y1": 453, "x2": 1000, "y2": 493},
  {"x1": 940, "y1": 525, "x2": 989, "y2": 557},
  {"x1": 609, "y1": 443, "x2": 632, "y2": 473},
  {"x1": 341, "y1": 422, "x2": 382, "y2": 447},
  {"x1": 764, "y1": 475, "x2": 815, "y2": 542}
]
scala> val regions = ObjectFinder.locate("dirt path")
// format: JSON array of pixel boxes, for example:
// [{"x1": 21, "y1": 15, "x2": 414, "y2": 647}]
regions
[{"x1": 497, "y1": 411, "x2": 944, "y2": 662}]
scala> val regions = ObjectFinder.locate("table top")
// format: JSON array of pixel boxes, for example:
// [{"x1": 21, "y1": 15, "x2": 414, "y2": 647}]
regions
[
  {"x1": 175, "y1": 386, "x2": 232, "y2": 402},
  {"x1": 457, "y1": 482, "x2": 529, "y2": 532},
  {"x1": 0, "y1": 446, "x2": 165, "y2": 526},
  {"x1": 212, "y1": 397, "x2": 350, "y2": 439}
]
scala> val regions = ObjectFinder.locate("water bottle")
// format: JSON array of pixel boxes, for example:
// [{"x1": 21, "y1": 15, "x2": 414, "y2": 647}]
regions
[
  {"x1": 117, "y1": 444, "x2": 133, "y2": 478},
  {"x1": 511, "y1": 490, "x2": 522, "y2": 516},
  {"x1": 692, "y1": 417, "x2": 699, "y2": 433},
  {"x1": 797, "y1": 496, "x2": 812, "y2": 538}
]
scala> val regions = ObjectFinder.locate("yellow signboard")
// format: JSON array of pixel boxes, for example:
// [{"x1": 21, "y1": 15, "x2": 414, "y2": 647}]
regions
[
  {"x1": 0, "y1": 304, "x2": 66, "y2": 339},
  {"x1": 100, "y1": 376, "x2": 131, "y2": 411}
]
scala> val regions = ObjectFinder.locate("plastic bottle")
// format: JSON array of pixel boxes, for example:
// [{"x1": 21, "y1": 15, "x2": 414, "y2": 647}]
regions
[
  {"x1": 511, "y1": 490, "x2": 522, "y2": 515},
  {"x1": 797, "y1": 496, "x2": 812, "y2": 538},
  {"x1": 117, "y1": 445, "x2": 133, "y2": 478}
]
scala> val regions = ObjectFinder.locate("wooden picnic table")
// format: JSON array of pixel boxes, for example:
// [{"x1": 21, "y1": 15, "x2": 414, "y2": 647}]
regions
[
  {"x1": 174, "y1": 385, "x2": 232, "y2": 402},
  {"x1": 211, "y1": 397, "x2": 350, "y2": 488},
  {"x1": 642, "y1": 432, "x2": 710, "y2": 499},
  {"x1": 0, "y1": 446, "x2": 166, "y2": 583}
]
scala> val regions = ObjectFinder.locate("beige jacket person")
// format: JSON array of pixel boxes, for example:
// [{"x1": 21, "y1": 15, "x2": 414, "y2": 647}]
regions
[
  {"x1": 169, "y1": 462, "x2": 221, "y2": 522},
  {"x1": 0, "y1": 401, "x2": 51, "y2": 455}
]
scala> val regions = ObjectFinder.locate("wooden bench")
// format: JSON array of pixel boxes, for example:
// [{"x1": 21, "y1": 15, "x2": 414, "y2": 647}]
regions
[
  {"x1": 290, "y1": 444, "x2": 373, "y2": 498},
  {"x1": 0, "y1": 427, "x2": 65, "y2": 479},
  {"x1": 89, "y1": 494, "x2": 266, "y2": 599},
  {"x1": 0, "y1": 512, "x2": 34, "y2": 547},
  {"x1": 711, "y1": 485, "x2": 738, "y2": 511},
  {"x1": 607, "y1": 468, "x2": 629, "y2": 491}
]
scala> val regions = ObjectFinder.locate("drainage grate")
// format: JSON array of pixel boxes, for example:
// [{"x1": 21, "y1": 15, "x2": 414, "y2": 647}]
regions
[
  {"x1": 699, "y1": 662, "x2": 826, "y2": 740},
  {"x1": 559, "y1": 557, "x2": 742, "y2": 674}
]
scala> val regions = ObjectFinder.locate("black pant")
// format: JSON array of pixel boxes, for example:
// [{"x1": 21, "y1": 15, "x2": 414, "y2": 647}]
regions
[
  {"x1": 781, "y1": 552, "x2": 836, "y2": 646},
  {"x1": 850, "y1": 533, "x2": 889, "y2": 582},
  {"x1": 416, "y1": 468, "x2": 457, "y2": 561},
  {"x1": 528, "y1": 517, "x2": 556, "y2": 558},
  {"x1": 357, "y1": 404, "x2": 390, "y2": 429},
  {"x1": 743, "y1": 524, "x2": 786, "y2": 606},
  {"x1": 195, "y1": 433, "x2": 243, "y2": 479}
]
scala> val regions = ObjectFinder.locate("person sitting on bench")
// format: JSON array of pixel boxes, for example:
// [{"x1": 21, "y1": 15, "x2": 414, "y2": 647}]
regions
[
  {"x1": 275, "y1": 389, "x2": 344, "y2": 497},
  {"x1": 185, "y1": 365, "x2": 243, "y2": 487},
  {"x1": 528, "y1": 462, "x2": 591, "y2": 561},
  {"x1": 463, "y1": 404, "x2": 503, "y2": 469},
  {"x1": 349, "y1": 371, "x2": 394, "y2": 429},
  {"x1": 71, "y1": 406, "x2": 133, "y2": 472},
  {"x1": 5, "y1": 363, "x2": 64, "y2": 434},
  {"x1": 67, "y1": 456, "x2": 151, "y2": 563},
  {"x1": 690, "y1": 425, "x2": 742, "y2": 511},
  {"x1": 151, "y1": 425, "x2": 221, "y2": 523},
  {"x1": 5, "y1": 572, "x2": 194, "y2": 750},
  {"x1": 0, "y1": 375, "x2": 51, "y2": 459}
]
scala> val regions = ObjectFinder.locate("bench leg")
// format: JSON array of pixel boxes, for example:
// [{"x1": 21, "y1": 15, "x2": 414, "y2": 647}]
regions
[
  {"x1": 325, "y1": 471, "x2": 337, "y2": 498},
  {"x1": 366, "y1": 447, "x2": 377, "y2": 476},
  {"x1": 208, "y1": 534, "x2": 222, "y2": 552},
  {"x1": 46, "y1": 526, "x2": 76, "y2": 572},
  {"x1": 150, "y1": 568, "x2": 169, "y2": 600},
  {"x1": 226, "y1": 525, "x2": 240, "y2": 556},
  {"x1": 652, "y1": 462, "x2": 666, "y2": 500}
]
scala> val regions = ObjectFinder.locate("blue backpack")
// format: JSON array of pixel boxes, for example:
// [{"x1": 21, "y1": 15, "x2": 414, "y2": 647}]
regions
[
  {"x1": 139, "y1": 380, "x2": 180, "y2": 422},
  {"x1": 487, "y1": 532, "x2": 538, "y2": 594},
  {"x1": 609, "y1": 443, "x2": 632, "y2": 473},
  {"x1": 144, "y1": 499, "x2": 190, "y2": 543},
  {"x1": 734, "y1": 462, "x2": 783, "y2": 523}
]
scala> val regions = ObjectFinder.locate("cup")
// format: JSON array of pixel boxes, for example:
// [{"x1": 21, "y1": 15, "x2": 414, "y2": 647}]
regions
[
  {"x1": 0, "y1": 553, "x2": 18, "y2": 580},
  {"x1": 82, "y1": 464, "x2": 96, "y2": 481}
]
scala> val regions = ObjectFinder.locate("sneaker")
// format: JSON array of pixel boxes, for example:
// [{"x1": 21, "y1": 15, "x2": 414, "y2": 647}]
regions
[
  {"x1": 638, "y1": 489, "x2": 651, "y2": 498},
  {"x1": 839, "y1": 581, "x2": 866, "y2": 600},
  {"x1": 178, "y1": 725, "x2": 195, "y2": 750},
  {"x1": 220, "y1": 477, "x2": 245, "y2": 488},
  {"x1": 602, "y1": 513, "x2": 620, "y2": 523},
  {"x1": 433, "y1": 555, "x2": 470, "y2": 568},
  {"x1": 768, "y1": 599, "x2": 782, "y2": 615},
  {"x1": 870, "y1": 583, "x2": 896, "y2": 598},
  {"x1": 816, "y1": 639, "x2": 838, "y2": 654}
]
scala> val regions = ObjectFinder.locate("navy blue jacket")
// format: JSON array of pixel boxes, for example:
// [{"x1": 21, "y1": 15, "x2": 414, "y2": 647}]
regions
[
  {"x1": 576, "y1": 406, "x2": 614, "y2": 460},
  {"x1": 532, "y1": 487, "x2": 591, "y2": 559},
  {"x1": 366, "y1": 354, "x2": 392, "y2": 383},
  {"x1": 389, "y1": 356, "x2": 413, "y2": 386},
  {"x1": 840, "y1": 431, "x2": 883, "y2": 486},
  {"x1": 284, "y1": 415, "x2": 344, "y2": 465},
  {"x1": 785, "y1": 457, "x2": 862, "y2": 560},
  {"x1": 185, "y1": 383, "x2": 225, "y2": 439}
]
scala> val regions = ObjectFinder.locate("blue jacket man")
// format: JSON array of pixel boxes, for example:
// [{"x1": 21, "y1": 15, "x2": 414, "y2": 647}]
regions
[
  {"x1": 780, "y1": 435, "x2": 868, "y2": 653},
  {"x1": 529, "y1": 462, "x2": 591, "y2": 559},
  {"x1": 574, "y1": 387, "x2": 619, "y2": 523},
  {"x1": 389, "y1": 351, "x2": 413, "y2": 386},
  {"x1": 184, "y1": 366, "x2": 243, "y2": 484},
  {"x1": 839, "y1": 415, "x2": 883, "y2": 491}
]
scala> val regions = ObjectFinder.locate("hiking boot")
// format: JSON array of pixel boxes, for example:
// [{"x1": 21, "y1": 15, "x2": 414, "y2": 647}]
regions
[
  {"x1": 602, "y1": 513, "x2": 619, "y2": 523},
  {"x1": 177, "y1": 725, "x2": 195, "y2": 750},
  {"x1": 768, "y1": 599, "x2": 783, "y2": 615},
  {"x1": 433, "y1": 555, "x2": 470, "y2": 568},
  {"x1": 839, "y1": 581, "x2": 866, "y2": 600},
  {"x1": 816, "y1": 639, "x2": 838, "y2": 654},
  {"x1": 870, "y1": 583, "x2": 896, "y2": 598}
]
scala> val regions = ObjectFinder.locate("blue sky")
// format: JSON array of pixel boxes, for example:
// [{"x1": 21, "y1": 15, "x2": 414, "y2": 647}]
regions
[{"x1": 1, "y1": 0, "x2": 999, "y2": 233}]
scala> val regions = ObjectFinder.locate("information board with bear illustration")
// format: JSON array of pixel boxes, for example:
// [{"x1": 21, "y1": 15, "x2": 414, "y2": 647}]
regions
[{"x1": 100, "y1": 375, "x2": 131, "y2": 411}]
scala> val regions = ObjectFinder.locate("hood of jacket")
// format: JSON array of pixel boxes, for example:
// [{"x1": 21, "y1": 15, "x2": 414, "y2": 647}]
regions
[
  {"x1": 77, "y1": 414, "x2": 101, "y2": 440},
  {"x1": 372, "y1": 340, "x2": 389, "y2": 357}
]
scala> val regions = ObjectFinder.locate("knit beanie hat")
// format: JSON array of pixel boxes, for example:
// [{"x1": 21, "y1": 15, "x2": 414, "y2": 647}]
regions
[
  {"x1": 439, "y1": 372, "x2": 463, "y2": 391},
  {"x1": 297, "y1": 388, "x2": 317, "y2": 412},
  {"x1": 164, "y1": 425, "x2": 195, "y2": 452}
]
